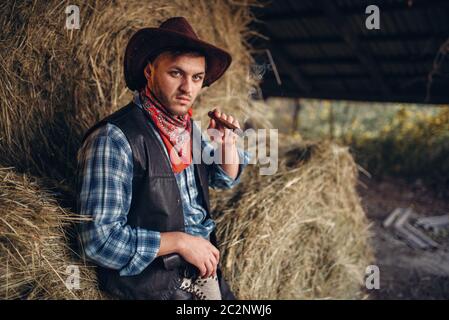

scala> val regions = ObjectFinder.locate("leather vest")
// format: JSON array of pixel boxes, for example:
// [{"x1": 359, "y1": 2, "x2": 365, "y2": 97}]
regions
[{"x1": 80, "y1": 102, "x2": 235, "y2": 300}]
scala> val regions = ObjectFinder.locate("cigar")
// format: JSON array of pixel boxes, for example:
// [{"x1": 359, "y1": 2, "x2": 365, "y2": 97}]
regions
[{"x1": 207, "y1": 111, "x2": 244, "y2": 137}]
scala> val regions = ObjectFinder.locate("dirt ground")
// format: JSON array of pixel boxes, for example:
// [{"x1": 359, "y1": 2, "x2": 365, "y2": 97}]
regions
[{"x1": 357, "y1": 174, "x2": 449, "y2": 299}]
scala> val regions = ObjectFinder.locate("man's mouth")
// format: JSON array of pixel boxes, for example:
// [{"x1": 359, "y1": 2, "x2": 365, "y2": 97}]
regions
[
  {"x1": 176, "y1": 96, "x2": 191, "y2": 104},
  {"x1": 176, "y1": 97, "x2": 190, "y2": 105}
]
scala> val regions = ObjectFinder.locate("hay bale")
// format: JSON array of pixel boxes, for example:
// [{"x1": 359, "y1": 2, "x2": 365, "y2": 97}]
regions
[
  {"x1": 0, "y1": 166, "x2": 102, "y2": 299},
  {"x1": 0, "y1": 0, "x2": 373, "y2": 300},
  {"x1": 0, "y1": 0, "x2": 262, "y2": 190},
  {"x1": 0, "y1": 0, "x2": 264, "y2": 299},
  {"x1": 211, "y1": 140, "x2": 374, "y2": 299}
]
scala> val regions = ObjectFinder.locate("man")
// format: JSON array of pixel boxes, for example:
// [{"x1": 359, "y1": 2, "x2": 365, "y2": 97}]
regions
[{"x1": 76, "y1": 17, "x2": 250, "y2": 300}]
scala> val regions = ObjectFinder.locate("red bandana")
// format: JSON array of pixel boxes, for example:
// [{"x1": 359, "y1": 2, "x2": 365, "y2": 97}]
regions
[{"x1": 139, "y1": 86, "x2": 193, "y2": 173}]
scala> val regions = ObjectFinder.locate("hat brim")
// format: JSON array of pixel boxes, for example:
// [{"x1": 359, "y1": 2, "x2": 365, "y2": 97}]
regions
[{"x1": 124, "y1": 28, "x2": 232, "y2": 91}]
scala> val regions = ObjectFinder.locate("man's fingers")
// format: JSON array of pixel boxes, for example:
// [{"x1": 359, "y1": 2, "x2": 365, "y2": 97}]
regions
[
  {"x1": 204, "y1": 260, "x2": 213, "y2": 278},
  {"x1": 207, "y1": 126, "x2": 224, "y2": 144},
  {"x1": 211, "y1": 258, "x2": 217, "y2": 278},
  {"x1": 210, "y1": 108, "x2": 241, "y2": 135},
  {"x1": 208, "y1": 118, "x2": 216, "y2": 130},
  {"x1": 208, "y1": 244, "x2": 219, "y2": 261},
  {"x1": 212, "y1": 248, "x2": 220, "y2": 264},
  {"x1": 209, "y1": 256, "x2": 217, "y2": 276},
  {"x1": 199, "y1": 264, "x2": 207, "y2": 278},
  {"x1": 210, "y1": 251, "x2": 218, "y2": 266}
]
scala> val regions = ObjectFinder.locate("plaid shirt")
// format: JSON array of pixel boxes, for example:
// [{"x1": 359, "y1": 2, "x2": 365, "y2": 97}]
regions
[{"x1": 76, "y1": 95, "x2": 250, "y2": 276}]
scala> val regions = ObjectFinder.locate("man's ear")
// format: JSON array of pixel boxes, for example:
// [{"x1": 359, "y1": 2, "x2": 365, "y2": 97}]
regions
[{"x1": 143, "y1": 63, "x2": 152, "y2": 80}]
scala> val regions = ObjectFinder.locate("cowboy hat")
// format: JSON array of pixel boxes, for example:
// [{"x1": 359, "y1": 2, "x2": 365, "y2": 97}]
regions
[{"x1": 124, "y1": 17, "x2": 232, "y2": 91}]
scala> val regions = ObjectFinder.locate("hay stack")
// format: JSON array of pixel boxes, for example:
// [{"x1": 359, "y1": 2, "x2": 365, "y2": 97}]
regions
[
  {"x1": 0, "y1": 0, "x2": 262, "y2": 191},
  {"x1": 0, "y1": 0, "x2": 262, "y2": 299},
  {"x1": 0, "y1": 0, "x2": 374, "y2": 300},
  {"x1": 0, "y1": 167, "x2": 102, "y2": 299},
  {"x1": 211, "y1": 140, "x2": 374, "y2": 299}
]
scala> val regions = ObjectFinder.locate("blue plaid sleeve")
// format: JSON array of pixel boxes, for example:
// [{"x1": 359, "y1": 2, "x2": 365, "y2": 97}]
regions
[
  {"x1": 209, "y1": 147, "x2": 251, "y2": 189},
  {"x1": 198, "y1": 124, "x2": 252, "y2": 190},
  {"x1": 76, "y1": 123, "x2": 160, "y2": 276}
]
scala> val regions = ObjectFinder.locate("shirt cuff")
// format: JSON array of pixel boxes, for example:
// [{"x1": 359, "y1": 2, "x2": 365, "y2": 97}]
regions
[{"x1": 119, "y1": 228, "x2": 161, "y2": 276}]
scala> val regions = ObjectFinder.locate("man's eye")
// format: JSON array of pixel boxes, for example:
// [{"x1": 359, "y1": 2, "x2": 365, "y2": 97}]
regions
[
  {"x1": 193, "y1": 75, "x2": 204, "y2": 81},
  {"x1": 170, "y1": 71, "x2": 181, "y2": 77}
]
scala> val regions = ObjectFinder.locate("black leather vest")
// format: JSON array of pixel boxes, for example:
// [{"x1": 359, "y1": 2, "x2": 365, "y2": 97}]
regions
[{"x1": 79, "y1": 102, "x2": 234, "y2": 300}]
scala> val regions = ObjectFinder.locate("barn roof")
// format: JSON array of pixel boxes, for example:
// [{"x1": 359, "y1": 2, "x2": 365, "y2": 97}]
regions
[{"x1": 249, "y1": 0, "x2": 449, "y2": 104}]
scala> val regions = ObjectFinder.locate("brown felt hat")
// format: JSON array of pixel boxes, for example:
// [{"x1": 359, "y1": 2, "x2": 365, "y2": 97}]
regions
[{"x1": 124, "y1": 17, "x2": 232, "y2": 91}]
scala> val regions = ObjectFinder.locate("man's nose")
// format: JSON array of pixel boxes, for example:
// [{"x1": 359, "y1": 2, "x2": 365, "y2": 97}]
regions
[{"x1": 179, "y1": 77, "x2": 193, "y2": 94}]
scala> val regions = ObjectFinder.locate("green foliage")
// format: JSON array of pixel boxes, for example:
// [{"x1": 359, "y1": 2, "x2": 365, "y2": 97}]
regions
[
  {"x1": 349, "y1": 106, "x2": 449, "y2": 192},
  {"x1": 267, "y1": 98, "x2": 449, "y2": 194}
]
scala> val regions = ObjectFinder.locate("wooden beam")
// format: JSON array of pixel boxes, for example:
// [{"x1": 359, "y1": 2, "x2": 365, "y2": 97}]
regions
[
  {"x1": 271, "y1": 33, "x2": 449, "y2": 46},
  {"x1": 259, "y1": 77, "x2": 449, "y2": 104},
  {"x1": 314, "y1": 0, "x2": 392, "y2": 97},
  {"x1": 256, "y1": 0, "x2": 449, "y2": 22},
  {"x1": 306, "y1": 74, "x2": 426, "y2": 80},
  {"x1": 260, "y1": 87, "x2": 449, "y2": 105},
  {"x1": 290, "y1": 55, "x2": 434, "y2": 65}
]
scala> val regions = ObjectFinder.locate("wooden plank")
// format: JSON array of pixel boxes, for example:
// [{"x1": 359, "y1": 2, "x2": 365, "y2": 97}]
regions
[
  {"x1": 256, "y1": 24, "x2": 313, "y2": 93},
  {"x1": 383, "y1": 207, "x2": 405, "y2": 228}
]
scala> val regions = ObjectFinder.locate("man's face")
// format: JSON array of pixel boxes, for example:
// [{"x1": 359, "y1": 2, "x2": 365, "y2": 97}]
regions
[{"x1": 144, "y1": 52, "x2": 206, "y2": 116}]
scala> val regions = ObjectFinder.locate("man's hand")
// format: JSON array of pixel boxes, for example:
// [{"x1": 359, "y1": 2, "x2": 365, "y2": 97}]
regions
[
  {"x1": 178, "y1": 233, "x2": 220, "y2": 278},
  {"x1": 207, "y1": 108, "x2": 240, "y2": 179},
  {"x1": 157, "y1": 231, "x2": 220, "y2": 278}
]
